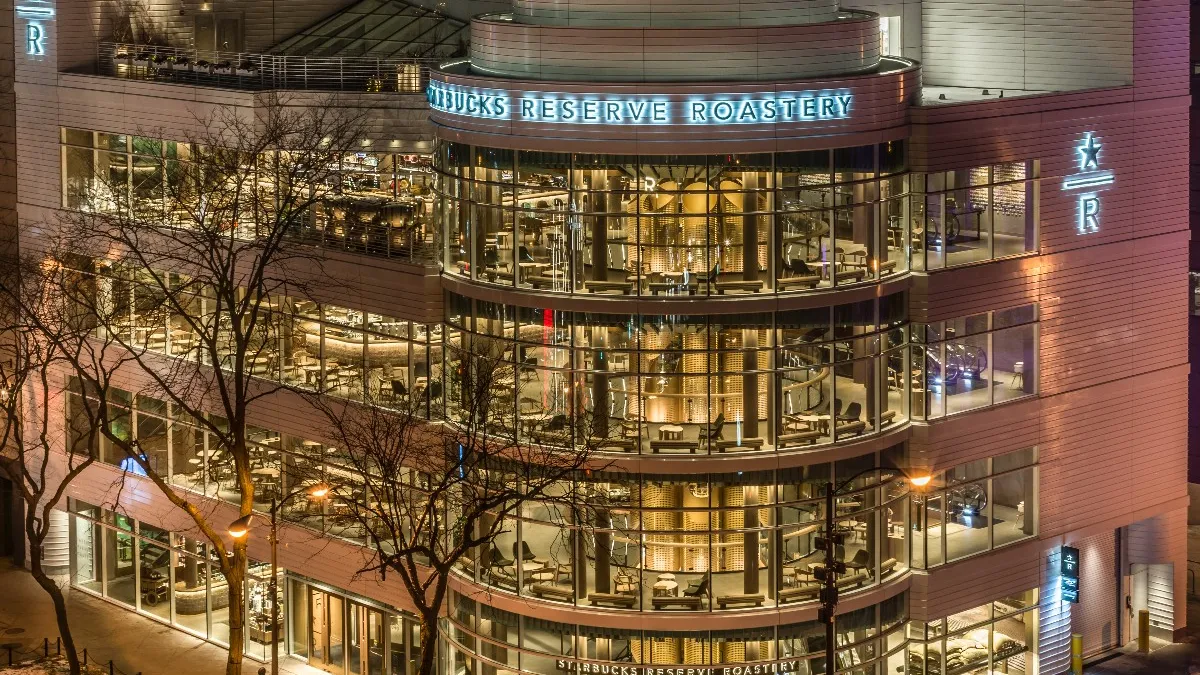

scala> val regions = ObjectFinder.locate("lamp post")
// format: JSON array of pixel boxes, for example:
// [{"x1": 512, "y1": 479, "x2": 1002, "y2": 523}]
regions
[
  {"x1": 229, "y1": 482, "x2": 330, "y2": 675},
  {"x1": 814, "y1": 470, "x2": 929, "y2": 675}
]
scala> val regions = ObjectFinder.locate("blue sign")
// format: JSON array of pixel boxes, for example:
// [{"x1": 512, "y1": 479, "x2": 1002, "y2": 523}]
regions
[
  {"x1": 1061, "y1": 545, "x2": 1080, "y2": 603},
  {"x1": 1061, "y1": 133, "x2": 1114, "y2": 235},
  {"x1": 428, "y1": 80, "x2": 854, "y2": 126}
]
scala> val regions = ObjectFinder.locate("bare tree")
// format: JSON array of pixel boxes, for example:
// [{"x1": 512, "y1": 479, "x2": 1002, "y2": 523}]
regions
[
  {"x1": 0, "y1": 251, "x2": 140, "y2": 675},
  {"x1": 34, "y1": 93, "x2": 364, "y2": 675},
  {"x1": 309, "y1": 341, "x2": 616, "y2": 675}
]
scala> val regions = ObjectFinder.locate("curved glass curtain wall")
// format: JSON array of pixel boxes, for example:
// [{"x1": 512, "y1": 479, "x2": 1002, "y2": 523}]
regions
[
  {"x1": 444, "y1": 291, "x2": 909, "y2": 454},
  {"x1": 455, "y1": 452, "x2": 911, "y2": 613},
  {"x1": 445, "y1": 590, "x2": 909, "y2": 675},
  {"x1": 435, "y1": 142, "x2": 910, "y2": 296}
]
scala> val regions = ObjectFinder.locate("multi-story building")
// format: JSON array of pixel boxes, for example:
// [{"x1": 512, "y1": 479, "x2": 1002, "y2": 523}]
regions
[{"x1": 0, "y1": 0, "x2": 1190, "y2": 673}]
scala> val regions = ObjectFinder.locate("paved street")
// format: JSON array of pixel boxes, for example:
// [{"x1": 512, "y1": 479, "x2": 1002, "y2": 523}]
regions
[{"x1": 0, "y1": 561, "x2": 323, "y2": 675}]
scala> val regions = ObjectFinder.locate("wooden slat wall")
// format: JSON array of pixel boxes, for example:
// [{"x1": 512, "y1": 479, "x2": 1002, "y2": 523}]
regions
[
  {"x1": 1127, "y1": 507, "x2": 1189, "y2": 631},
  {"x1": 907, "y1": 538, "x2": 1043, "y2": 621},
  {"x1": 470, "y1": 15, "x2": 880, "y2": 81},
  {"x1": 1072, "y1": 531, "x2": 1119, "y2": 657},
  {"x1": 512, "y1": 0, "x2": 839, "y2": 27},
  {"x1": 1039, "y1": 364, "x2": 1188, "y2": 538},
  {"x1": 921, "y1": 0, "x2": 1134, "y2": 91}
]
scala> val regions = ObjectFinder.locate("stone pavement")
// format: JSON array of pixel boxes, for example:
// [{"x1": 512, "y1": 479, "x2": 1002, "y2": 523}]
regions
[{"x1": 0, "y1": 561, "x2": 324, "y2": 675}]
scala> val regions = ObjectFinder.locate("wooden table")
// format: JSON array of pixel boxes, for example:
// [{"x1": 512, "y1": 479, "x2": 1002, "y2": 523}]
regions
[
  {"x1": 652, "y1": 579, "x2": 678, "y2": 597},
  {"x1": 659, "y1": 424, "x2": 684, "y2": 440},
  {"x1": 793, "y1": 414, "x2": 831, "y2": 433}
]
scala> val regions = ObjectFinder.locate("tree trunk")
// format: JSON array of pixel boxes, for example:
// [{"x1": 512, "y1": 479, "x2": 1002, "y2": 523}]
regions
[
  {"x1": 224, "y1": 540, "x2": 248, "y2": 675},
  {"x1": 416, "y1": 612, "x2": 440, "y2": 675},
  {"x1": 29, "y1": 543, "x2": 81, "y2": 675}
]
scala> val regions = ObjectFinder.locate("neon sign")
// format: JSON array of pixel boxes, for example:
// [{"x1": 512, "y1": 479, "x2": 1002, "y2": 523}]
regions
[
  {"x1": 428, "y1": 81, "x2": 853, "y2": 126},
  {"x1": 1060, "y1": 545, "x2": 1080, "y2": 603},
  {"x1": 17, "y1": 3, "x2": 53, "y2": 56},
  {"x1": 1061, "y1": 133, "x2": 1113, "y2": 235}
]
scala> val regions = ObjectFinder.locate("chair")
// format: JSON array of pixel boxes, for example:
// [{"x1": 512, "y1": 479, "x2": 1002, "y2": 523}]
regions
[
  {"x1": 704, "y1": 413, "x2": 725, "y2": 445},
  {"x1": 845, "y1": 548, "x2": 870, "y2": 571},
  {"x1": 426, "y1": 380, "x2": 443, "y2": 400},
  {"x1": 489, "y1": 544, "x2": 514, "y2": 571},
  {"x1": 391, "y1": 379, "x2": 408, "y2": 399},
  {"x1": 519, "y1": 245, "x2": 536, "y2": 264},
  {"x1": 545, "y1": 414, "x2": 567, "y2": 432},
  {"x1": 514, "y1": 540, "x2": 544, "y2": 564},
  {"x1": 837, "y1": 402, "x2": 862, "y2": 423},
  {"x1": 683, "y1": 575, "x2": 710, "y2": 601}
]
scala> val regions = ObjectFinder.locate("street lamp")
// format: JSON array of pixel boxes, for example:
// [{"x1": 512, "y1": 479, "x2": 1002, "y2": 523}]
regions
[
  {"x1": 814, "y1": 469, "x2": 929, "y2": 675},
  {"x1": 227, "y1": 482, "x2": 331, "y2": 675}
]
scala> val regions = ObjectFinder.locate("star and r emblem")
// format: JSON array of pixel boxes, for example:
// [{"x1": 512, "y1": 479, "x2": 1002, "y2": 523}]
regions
[{"x1": 1078, "y1": 134, "x2": 1101, "y2": 171}]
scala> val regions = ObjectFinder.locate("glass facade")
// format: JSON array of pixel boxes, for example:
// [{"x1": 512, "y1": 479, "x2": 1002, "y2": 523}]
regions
[
  {"x1": 445, "y1": 291, "x2": 910, "y2": 453},
  {"x1": 456, "y1": 452, "x2": 910, "y2": 613},
  {"x1": 436, "y1": 143, "x2": 911, "y2": 295},
  {"x1": 912, "y1": 162, "x2": 1039, "y2": 270},
  {"x1": 67, "y1": 499, "x2": 422, "y2": 672},
  {"x1": 911, "y1": 305, "x2": 1038, "y2": 420},
  {"x1": 446, "y1": 591, "x2": 908, "y2": 675},
  {"x1": 69, "y1": 499, "x2": 244, "y2": 647},
  {"x1": 60, "y1": 128, "x2": 437, "y2": 262},
  {"x1": 906, "y1": 589, "x2": 1038, "y2": 675},
  {"x1": 910, "y1": 449, "x2": 1038, "y2": 569}
]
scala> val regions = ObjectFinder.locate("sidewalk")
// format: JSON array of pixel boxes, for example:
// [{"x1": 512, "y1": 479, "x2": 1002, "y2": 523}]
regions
[{"x1": 0, "y1": 561, "x2": 324, "y2": 675}]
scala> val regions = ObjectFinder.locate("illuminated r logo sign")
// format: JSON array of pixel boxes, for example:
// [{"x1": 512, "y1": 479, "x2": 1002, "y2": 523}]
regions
[
  {"x1": 1078, "y1": 195, "x2": 1100, "y2": 234},
  {"x1": 1062, "y1": 133, "x2": 1113, "y2": 236},
  {"x1": 26, "y1": 23, "x2": 44, "y2": 55}
]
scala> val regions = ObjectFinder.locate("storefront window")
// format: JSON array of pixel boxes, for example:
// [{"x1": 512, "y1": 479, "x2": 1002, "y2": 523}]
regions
[
  {"x1": 910, "y1": 449, "x2": 1038, "y2": 569},
  {"x1": 912, "y1": 304, "x2": 1037, "y2": 420},
  {"x1": 912, "y1": 161, "x2": 1039, "y2": 270},
  {"x1": 466, "y1": 454, "x2": 910, "y2": 613},
  {"x1": 59, "y1": 128, "x2": 435, "y2": 262},
  {"x1": 446, "y1": 592, "x2": 908, "y2": 673},
  {"x1": 437, "y1": 142, "x2": 910, "y2": 295},
  {"x1": 907, "y1": 589, "x2": 1037, "y2": 675},
  {"x1": 444, "y1": 292, "x2": 909, "y2": 454}
]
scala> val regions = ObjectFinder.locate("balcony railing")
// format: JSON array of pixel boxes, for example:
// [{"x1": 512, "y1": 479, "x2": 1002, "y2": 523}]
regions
[{"x1": 90, "y1": 42, "x2": 442, "y2": 93}]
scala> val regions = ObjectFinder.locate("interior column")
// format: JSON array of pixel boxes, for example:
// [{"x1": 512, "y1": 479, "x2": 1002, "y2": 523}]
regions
[
  {"x1": 742, "y1": 329, "x2": 759, "y2": 439},
  {"x1": 743, "y1": 487, "x2": 760, "y2": 594}
]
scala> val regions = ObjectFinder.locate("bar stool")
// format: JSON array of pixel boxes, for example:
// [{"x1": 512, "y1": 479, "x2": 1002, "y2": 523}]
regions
[{"x1": 1010, "y1": 361, "x2": 1024, "y2": 389}]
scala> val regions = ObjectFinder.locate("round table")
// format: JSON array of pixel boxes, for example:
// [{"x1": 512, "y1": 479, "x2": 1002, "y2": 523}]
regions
[{"x1": 652, "y1": 580, "x2": 679, "y2": 597}]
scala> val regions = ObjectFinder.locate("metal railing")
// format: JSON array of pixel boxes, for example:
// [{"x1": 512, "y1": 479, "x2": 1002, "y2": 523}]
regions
[
  {"x1": 91, "y1": 42, "x2": 444, "y2": 93},
  {"x1": 2, "y1": 637, "x2": 141, "y2": 675}
]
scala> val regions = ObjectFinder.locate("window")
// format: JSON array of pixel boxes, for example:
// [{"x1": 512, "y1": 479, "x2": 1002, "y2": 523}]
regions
[
  {"x1": 912, "y1": 161, "x2": 1039, "y2": 270},
  {"x1": 59, "y1": 128, "x2": 436, "y2": 262},
  {"x1": 436, "y1": 143, "x2": 910, "y2": 296},
  {"x1": 912, "y1": 304, "x2": 1037, "y2": 419},
  {"x1": 910, "y1": 448, "x2": 1038, "y2": 569},
  {"x1": 907, "y1": 589, "x2": 1037, "y2": 675}
]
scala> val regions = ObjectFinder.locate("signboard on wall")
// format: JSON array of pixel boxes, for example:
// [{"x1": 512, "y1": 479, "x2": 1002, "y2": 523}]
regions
[
  {"x1": 1061, "y1": 133, "x2": 1114, "y2": 235},
  {"x1": 428, "y1": 80, "x2": 854, "y2": 127},
  {"x1": 16, "y1": 1, "x2": 54, "y2": 57},
  {"x1": 1061, "y1": 545, "x2": 1080, "y2": 603}
]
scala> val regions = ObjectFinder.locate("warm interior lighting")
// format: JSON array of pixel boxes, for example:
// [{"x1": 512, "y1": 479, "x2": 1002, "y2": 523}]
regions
[
  {"x1": 909, "y1": 474, "x2": 933, "y2": 487},
  {"x1": 309, "y1": 483, "x2": 331, "y2": 499},
  {"x1": 227, "y1": 514, "x2": 253, "y2": 539}
]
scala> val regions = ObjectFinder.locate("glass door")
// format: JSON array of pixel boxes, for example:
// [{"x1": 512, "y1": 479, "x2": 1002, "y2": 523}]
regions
[
  {"x1": 310, "y1": 590, "x2": 347, "y2": 674},
  {"x1": 349, "y1": 602, "x2": 387, "y2": 675}
]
